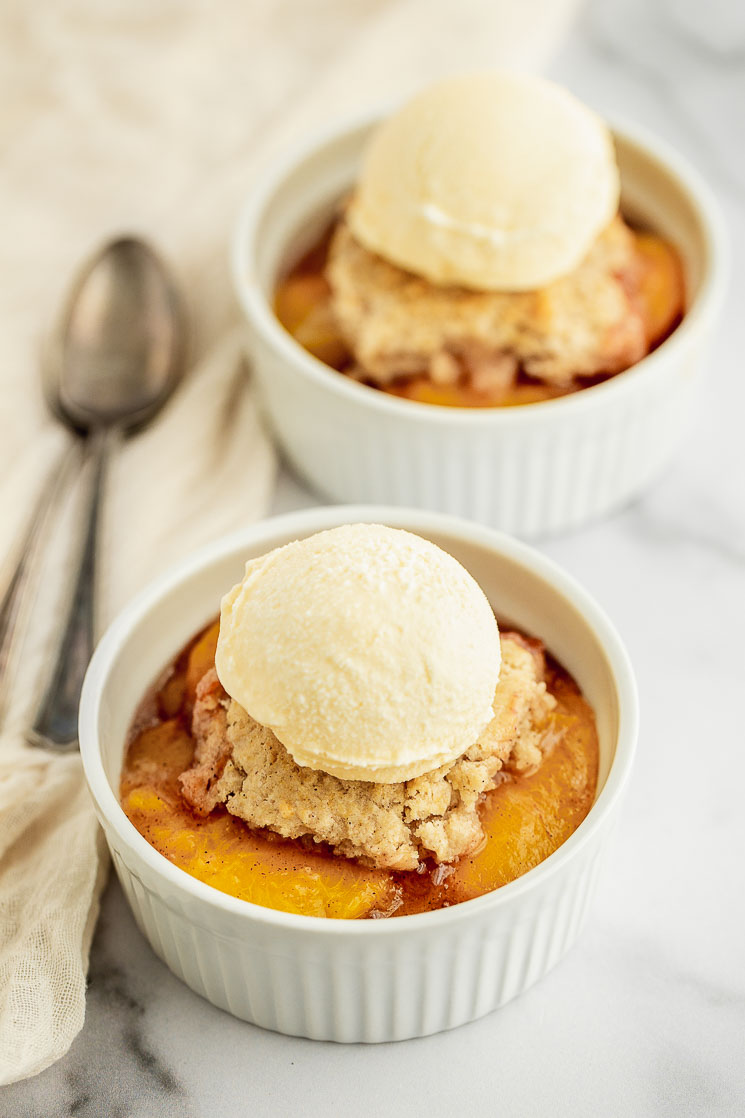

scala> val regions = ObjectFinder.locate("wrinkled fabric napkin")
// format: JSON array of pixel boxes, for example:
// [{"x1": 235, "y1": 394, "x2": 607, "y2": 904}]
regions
[{"x1": 0, "y1": 0, "x2": 577, "y2": 1084}]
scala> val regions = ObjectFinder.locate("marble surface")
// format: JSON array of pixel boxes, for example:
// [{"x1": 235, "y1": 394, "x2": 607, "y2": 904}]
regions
[{"x1": 5, "y1": 0, "x2": 745, "y2": 1114}]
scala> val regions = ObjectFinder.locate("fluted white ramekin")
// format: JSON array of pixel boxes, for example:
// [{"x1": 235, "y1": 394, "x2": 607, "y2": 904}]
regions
[
  {"x1": 80, "y1": 507, "x2": 638, "y2": 1042},
  {"x1": 232, "y1": 114, "x2": 725, "y2": 537}
]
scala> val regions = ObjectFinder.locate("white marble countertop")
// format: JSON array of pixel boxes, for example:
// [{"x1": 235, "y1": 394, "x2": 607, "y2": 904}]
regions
[{"x1": 6, "y1": 0, "x2": 745, "y2": 1114}]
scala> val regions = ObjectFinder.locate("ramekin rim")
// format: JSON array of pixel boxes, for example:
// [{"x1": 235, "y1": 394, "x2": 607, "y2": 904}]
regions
[
  {"x1": 80, "y1": 505, "x2": 639, "y2": 936},
  {"x1": 231, "y1": 108, "x2": 727, "y2": 427}
]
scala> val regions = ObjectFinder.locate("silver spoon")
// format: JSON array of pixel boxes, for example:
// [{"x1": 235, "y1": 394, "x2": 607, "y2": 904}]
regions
[{"x1": 0, "y1": 236, "x2": 187, "y2": 749}]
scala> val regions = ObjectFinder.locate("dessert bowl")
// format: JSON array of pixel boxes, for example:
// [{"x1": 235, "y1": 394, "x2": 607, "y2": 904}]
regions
[
  {"x1": 233, "y1": 113, "x2": 725, "y2": 537},
  {"x1": 80, "y1": 506, "x2": 638, "y2": 1042}
]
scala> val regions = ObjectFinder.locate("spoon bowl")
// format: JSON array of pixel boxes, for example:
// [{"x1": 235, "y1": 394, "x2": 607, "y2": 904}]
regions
[
  {"x1": 0, "y1": 234, "x2": 189, "y2": 749},
  {"x1": 46, "y1": 236, "x2": 187, "y2": 433}
]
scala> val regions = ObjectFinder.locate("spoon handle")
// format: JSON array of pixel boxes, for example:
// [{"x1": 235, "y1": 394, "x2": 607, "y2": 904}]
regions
[
  {"x1": 0, "y1": 438, "x2": 82, "y2": 728},
  {"x1": 27, "y1": 428, "x2": 112, "y2": 751}
]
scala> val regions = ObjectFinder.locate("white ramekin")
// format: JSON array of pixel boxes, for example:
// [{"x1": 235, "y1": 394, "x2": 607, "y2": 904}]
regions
[
  {"x1": 80, "y1": 506, "x2": 638, "y2": 1042},
  {"x1": 232, "y1": 114, "x2": 726, "y2": 538}
]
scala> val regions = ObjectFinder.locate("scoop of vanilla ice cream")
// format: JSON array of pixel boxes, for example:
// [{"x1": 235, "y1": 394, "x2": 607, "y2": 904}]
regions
[
  {"x1": 347, "y1": 72, "x2": 620, "y2": 292},
  {"x1": 215, "y1": 524, "x2": 501, "y2": 783}
]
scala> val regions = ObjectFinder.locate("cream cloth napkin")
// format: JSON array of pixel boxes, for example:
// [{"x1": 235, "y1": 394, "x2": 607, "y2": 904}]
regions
[{"x1": 0, "y1": 0, "x2": 578, "y2": 1084}]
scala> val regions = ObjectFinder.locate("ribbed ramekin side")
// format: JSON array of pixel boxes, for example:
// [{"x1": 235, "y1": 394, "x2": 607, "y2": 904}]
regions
[
  {"x1": 251, "y1": 332, "x2": 706, "y2": 538},
  {"x1": 105, "y1": 818, "x2": 614, "y2": 1042}
]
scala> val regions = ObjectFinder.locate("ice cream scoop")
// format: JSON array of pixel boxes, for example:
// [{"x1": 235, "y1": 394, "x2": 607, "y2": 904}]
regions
[
  {"x1": 215, "y1": 524, "x2": 501, "y2": 782},
  {"x1": 347, "y1": 72, "x2": 620, "y2": 292}
]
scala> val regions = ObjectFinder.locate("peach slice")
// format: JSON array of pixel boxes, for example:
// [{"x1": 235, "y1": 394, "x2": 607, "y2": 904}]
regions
[
  {"x1": 452, "y1": 709, "x2": 597, "y2": 898},
  {"x1": 184, "y1": 621, "x2": 220, "y2": 709},
  {"x1": 274, "y1": 273, "x2": 329, "y2": 333},
  {"x1": 122, "y1": 784, "x2": 395, "y2": 919},
  {"x1": 388, "y1": 377, "x2": 566, "y2": 409},
  {"x1": 122, "y1": 719, "x2": 195, "y2": 802},
  {"x1": 274, "y1": 275, "x2": 349, "y2": 368},
  {"x1": 633, "y1": 231, "x2": 685, "y2": 348}
]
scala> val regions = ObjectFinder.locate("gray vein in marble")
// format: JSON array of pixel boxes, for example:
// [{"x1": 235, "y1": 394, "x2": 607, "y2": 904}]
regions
[{"x1": 0, "y1": 883, "x2": 195, "y2": 1118}]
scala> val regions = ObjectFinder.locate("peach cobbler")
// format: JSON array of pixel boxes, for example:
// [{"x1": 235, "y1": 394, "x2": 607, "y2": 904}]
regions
[
  {"x1": 274, "y1": 73, "x2": 684, "y2": 408},
  {"x1": 121, "y1": 525, "x2": 599, "y2": 920}
]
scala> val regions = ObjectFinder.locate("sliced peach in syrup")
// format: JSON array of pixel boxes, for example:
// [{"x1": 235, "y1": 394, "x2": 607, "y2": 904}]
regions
[
  {"x1": 452, "y1": 711, "x2": 597, "y2": 900},
  {"x1": 274, "y1": 273, "x2": 329, "y2": 333},
  {"x1": 184, "y1": 621, "x2": 220, "y2": 707},
  {"x1": 157, "y1": 670, "x2": 186, "y2": 719},
  {"x1": 634, "y1": 232, "x2": 685, "y2": 348},
  {"x1": 388, "y1": 379, "x2": 482, "y2": 408},
  {"x1": 388, "y1": 377, "x2": 566, "y2": 409},
  {"x1": 121, "y1": 720, "x2": 194, "y2": 802},
  {"x1": 294, "y1": 302, "x2": 349, "y2": 369},
  {"x1": 274, "y1": 274, "x2": 349, "y2": 368},
  {"x1": 122, "y1": 785, "x2": 395, "y2": 919}
]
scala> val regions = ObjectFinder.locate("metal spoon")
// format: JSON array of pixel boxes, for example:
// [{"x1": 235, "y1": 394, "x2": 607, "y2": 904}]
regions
[{"x1": 2, "y1": 236, "x2": 187, "y2": 750}]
